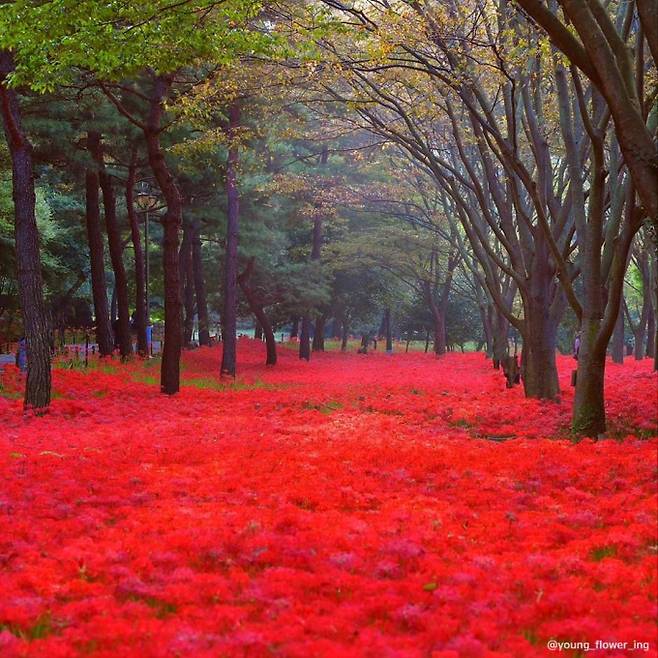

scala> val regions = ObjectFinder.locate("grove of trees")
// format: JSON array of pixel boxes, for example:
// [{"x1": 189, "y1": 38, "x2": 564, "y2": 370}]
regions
[{"x1": 0, "y1": 0, "x2": 656, "y2": 437}]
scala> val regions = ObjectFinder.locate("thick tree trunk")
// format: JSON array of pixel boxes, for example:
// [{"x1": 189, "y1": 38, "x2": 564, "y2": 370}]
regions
[
  {"x1": 312, "y1": 313, "x2": 326, "y2": 351},
  {"x1": 432, "y1": 310, "x2": 446, "y2": 356},
  {"x1": 191, "y1": 219, "x2": 210, "y2": 347},
  {"x1": 521, "y1": 306, "x2": 560, "y2": 400},
  {"x1": 611, "y1": 302, "x2": 624, "y2": 364},
  {"x1": 91, "y1": 132, "x2": 132, "y2": 359},
  {"x1": 341, "y1": 319, "x2": 349, "y2": 351},
  {"x1": 126, "y1": 158, "x2": 148, "y2": 356},
  {"x1": 299, "y1": 317, "x2": 311, "y2": 360},
  {"x1": 491, "y1": 308, "x2": 510, "y2": 368},
  {"x1": 0, "y1": 52, "x2": 51, "y2": 411},
  {"x1": 144, "y1": 75, "x2": 182, "y2": 394},
  {"x1": 84, "y1": 148, "x2": 113, "y2": 357},
  {"x1": 221, "y1": 102, "x2": 240, "y2": 377},
  {"x1": 572, "y1": 318, "x2": 606, "y2": 437}
]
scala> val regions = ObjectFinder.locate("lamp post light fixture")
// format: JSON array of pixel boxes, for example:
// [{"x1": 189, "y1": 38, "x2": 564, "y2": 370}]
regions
[{"x1": 134, "y1": 181, "x2": 160, "y2": 323}]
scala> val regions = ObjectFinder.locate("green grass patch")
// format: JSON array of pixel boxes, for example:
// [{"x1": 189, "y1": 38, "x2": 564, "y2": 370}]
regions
[
  {"x1": 303, "y1": 399, "x2": 343, "y2": 414},
  {"x1": 589, "y1": 545, "x2": 617, "y2": 561}
]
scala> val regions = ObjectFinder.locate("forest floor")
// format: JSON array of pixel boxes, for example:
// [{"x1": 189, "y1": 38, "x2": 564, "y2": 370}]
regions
[{"x1": 0, "y1": 341, "x2": 656, "y2": 657}]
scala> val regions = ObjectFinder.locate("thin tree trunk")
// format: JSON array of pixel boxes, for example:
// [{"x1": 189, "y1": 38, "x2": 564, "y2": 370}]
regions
[
  {"x1": 191, "y1": 219, "x2": 210, "y2": 347},
  {"x1": 384, "y1": 307, "x2": 393, "y2": 352},
  {"x1": 238, "y1": 259, "x2": 276, "y2": 366},
  {"x1": 290, "y1": 317, "x2": 299, "y2": 339},
  {"x1": 611, "y1": 301, "x2": 624, "y2": 364},
  {"x1": 126, "y1": 156, "x2": 148, "y2": 356},
  {"x1": 179, "y1": 222, "x2": 194, "y2": 348},
  {"x1": 341, "y1": 318, "x2": 349, "y2": 352},
  {"x1": 299, "y1": 317, "x2": 311, "y2": 360},
  {"x1": 0, "y1": 51, "x2": 51, "y2": 410},
  {"x1": 221, "y1": 102, "x2": 240, "y2": 377},
  {"x1": 84, "y1": 133, "x2": 113, "y2": 357},
  {"x1": 91, "y1": 132, "x2": 132, "y2": 359}
]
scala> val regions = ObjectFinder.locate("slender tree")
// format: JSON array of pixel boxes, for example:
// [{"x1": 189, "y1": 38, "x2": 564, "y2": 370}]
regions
[{"x1": 0, "y1": 51, "x2": 51, "y2": 410}]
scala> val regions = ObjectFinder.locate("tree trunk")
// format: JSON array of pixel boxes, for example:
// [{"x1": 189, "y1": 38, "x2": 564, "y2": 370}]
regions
[
  {"x1": 299, "y1": 317, "x2": 311, "y2": 360},
  {"x1": 0, "y1": 52, "x2": 51, "y2": 411},
  {"x1": 384, "y1": 307, "x2": 393, "y2": 352},
  {"x1": 312, "y1": 313, "x2": 326, "y2": 351},
  {"x1": 432, "y1": 310, "x2": 446, "y2": 356},
  {"x1": 572, "y1": 318, "x2": 606, "y2": 436},
  {"x1": 84, "y1": 134, "x2": 113, "y2": 357},
  {"x1": 238, "y1": 259, "x2": 276, "y2": 366},
  {"x1": 646, "y1": 304, "x2": 655, "y2": 359},
  {"x1": 254, "y1": 321, "x2": 263, "y2": 340},
  {"x1": 221, "y1": 102, "x2": 240, "y2": 377},
  {"x1": 144, "y1": 75, "x2": 182, "y2": 394},
  {"x1": 191, "y1": 219, "x2": 210, "y2": 347},
  {"x1": 126, "y1": 157, "x2": 148, "y2": 356},
  {"x1": 91, "y1": 132, "x2": 132, "y2": 359},
  {"x1": 521, "y1": 306, "x2": 560, "y2": 400},
  {"x1": 611, "y1": 301, "x2": 624, "y2": 364},
  {"x1": 491, "y1": 307, "x2": 510, "y2": 368},
  {"x1": 341, "y1": 319, "x2": 349, "y2": 351},
  {"x1": 179, "y1": 222, "x2": 195, "y2": 348}
]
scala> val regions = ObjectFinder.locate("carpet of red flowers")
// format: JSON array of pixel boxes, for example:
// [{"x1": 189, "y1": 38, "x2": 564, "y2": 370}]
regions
[{"x1": 0, "y1": 340, "x2": 656, "y2": 658}]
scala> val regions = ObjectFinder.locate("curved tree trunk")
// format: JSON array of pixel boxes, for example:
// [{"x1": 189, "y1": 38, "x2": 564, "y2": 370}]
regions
[
  {"x1": 91, "y1": 133, "x2": 132, "y2": 360},
  {"x1": 145, "y1": 75, "x2": 182, "y2": 394},
  {"x1": 221, "y1": 102, "x2": 240, "y2": 377},
  {"x1": 238, "y1": 259, "x2": 276, "y2": 366},
  {"x1": 0, "y1": 52, "x2": 51, "y2": 411}
]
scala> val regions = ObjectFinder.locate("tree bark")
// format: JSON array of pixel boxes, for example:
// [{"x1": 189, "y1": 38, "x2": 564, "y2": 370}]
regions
[
  {"x1": 312, "y1": 313, "x2": 326, "y2": 351},
  {"x1": 221, "y1": 102, "x2": 240, "y2": 377},
  {"x1": 611, "y1": 302, "x2": 624, "y2": 364},
  {"x1": 299, "y1": 317, "x2": 311, "y2": 360},
  {"x1": 144, "y1": 75, "x2": 182, "y2": 394},
  {"x1": 0, "y1": 51, "x2": 51, "y2": 411},
  {"x1": 384, "y1": 307, "x2": 393, "y2": 352},
  {"x1": 90, "y1": 132, "x2": 132, "y2": 359},
  {"x1": 84, "y1": 135, "x2": 113, "y2": 357},
  {"x1": 341, "y1": 318, "x2": 349, "y2": 351}
]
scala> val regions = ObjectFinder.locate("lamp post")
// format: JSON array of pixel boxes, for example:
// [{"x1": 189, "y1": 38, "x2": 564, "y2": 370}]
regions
[
  {"x1": 135, "y1": 181, "x2": 161, "y2": 355},
  {"x1": 134, "y1": 181, "x2": 160, "y2": 321}
]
